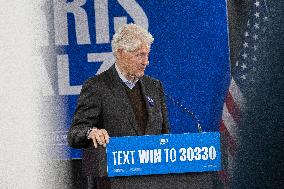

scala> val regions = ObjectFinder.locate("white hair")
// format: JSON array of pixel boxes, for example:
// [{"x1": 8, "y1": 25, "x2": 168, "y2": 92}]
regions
[{"x1": 111, "y1": 23, "x2": 154, "y2": 55}]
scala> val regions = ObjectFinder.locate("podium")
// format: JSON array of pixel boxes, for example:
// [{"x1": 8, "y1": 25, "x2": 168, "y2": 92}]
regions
[{"x1": 103, "y1": 132, "x2": 221, "y2": 189}]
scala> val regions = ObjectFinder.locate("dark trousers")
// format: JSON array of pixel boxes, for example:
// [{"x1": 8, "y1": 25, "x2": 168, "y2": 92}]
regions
[{"x1": 87, "y1": 176, "x2": 111, "y2": 189}]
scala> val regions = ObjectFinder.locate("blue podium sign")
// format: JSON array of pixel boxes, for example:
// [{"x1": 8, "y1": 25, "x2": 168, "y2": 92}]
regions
[{"x1": 106, "y1": 132, "x2": 221, "y2": 177}]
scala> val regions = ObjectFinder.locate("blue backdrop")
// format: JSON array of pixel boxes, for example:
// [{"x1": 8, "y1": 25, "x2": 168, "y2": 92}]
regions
[{"x1": 52, "y1": 0, "x2": 230, "y2": 159}]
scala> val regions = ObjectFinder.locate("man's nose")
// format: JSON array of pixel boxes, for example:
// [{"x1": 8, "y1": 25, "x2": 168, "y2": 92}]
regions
[{"x1": 141, "y1": 57, "x2": 149, "y2": 66}]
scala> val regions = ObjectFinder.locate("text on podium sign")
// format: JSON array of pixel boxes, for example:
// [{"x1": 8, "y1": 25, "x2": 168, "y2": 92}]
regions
[{"x1": 106, "y1": 132, "x2": 222, "y2": 177}]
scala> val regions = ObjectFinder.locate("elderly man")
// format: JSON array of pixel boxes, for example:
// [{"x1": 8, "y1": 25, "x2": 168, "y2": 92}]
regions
[{"x1": 68, "y1": 23, "x2": 170, "y2": 189}]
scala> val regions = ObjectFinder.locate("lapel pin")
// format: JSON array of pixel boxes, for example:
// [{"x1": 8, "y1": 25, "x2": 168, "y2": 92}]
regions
[{"x1": 146, "y1": 96, "x2": 154, "y2": 107}]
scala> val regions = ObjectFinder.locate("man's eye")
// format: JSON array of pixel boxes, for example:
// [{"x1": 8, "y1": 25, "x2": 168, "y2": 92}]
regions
[{"x1": 136, "y1": 53, "x2": 147, "y2": 58}]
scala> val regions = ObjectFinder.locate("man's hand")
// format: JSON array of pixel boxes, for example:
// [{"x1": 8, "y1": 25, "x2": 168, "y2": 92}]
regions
[{"x1": 88, "y1": 128, "x2": 109, "y2": 148}]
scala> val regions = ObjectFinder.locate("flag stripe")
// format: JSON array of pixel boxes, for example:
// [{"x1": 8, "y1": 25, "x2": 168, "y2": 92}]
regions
[
  {"x1": 222, "y1": 103, "x2": 239, "y2": 140},
  {"x1": 225, "y1": 92, "x2": 241, "y2": 125},
  {"x1": 229, "y1": 78, "x2": 245, "y2": 109},
  {"x1": 220, "y1": 120, "x2": 237, "y2": 156}
]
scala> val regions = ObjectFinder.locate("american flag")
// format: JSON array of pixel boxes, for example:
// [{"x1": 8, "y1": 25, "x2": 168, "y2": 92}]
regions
[{"x1": 218, "y1": 0, "x2": 269, "y2": 187}]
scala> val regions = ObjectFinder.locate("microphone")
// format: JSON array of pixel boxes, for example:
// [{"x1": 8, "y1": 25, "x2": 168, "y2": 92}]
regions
[{"x1": 155, "y1": 82, "x2": 203, "y2": 133}]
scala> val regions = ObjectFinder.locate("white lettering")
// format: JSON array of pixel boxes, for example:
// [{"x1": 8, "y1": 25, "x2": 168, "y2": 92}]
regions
[
  {"x1": 169, "y1": 148, "x2": 176, "y2": 162},
  {"x1": 138, "y1": 149, "x2": 162, "y2": 163},
  {"x1": 209, "y1": 146, "x2": 217, "y2": 160},
  {"x1": 138, "y1": 150, "x2": 150, "y2": 163},
  {"x1": 129, "y1": 150, "x2": 135, "y2": 164},
  {"x1": 57, "y1": 54, "x2": 82, "y2": 95},
  {"x1": 123, "y1": 151, "x2": 130, "y2": 164},
  {"x1": 117, "y1": 0, "x2": 149, "y2": 30},
  {"x1": 117, "y1": 151, "x2": 123, "y2": 165},
  {"x1": 113, "y1": 16, "x2": 127, "y2": 32},
  {"x1": 153, "y1": 149, "x2": 162, "y2": 163},
  {"x1": 149, "y1": 149, "x2": 154, "y2": 163},
  {"x1": 187, "y1": 147, "x2": 194, "y2": 161},
  {"x1": 112, "y1": 151, "x2": 118, "y2": 165},
  {"x1": 87, "y1": 52, "x2": 115, "y2": 75},
  {"x1": 194, "y1": 147, "x2": 201, "y2": 160},
  {"x1": 179, "y1": 148, "x2": 186, "y2": 161},
  {"x1": 112, "y1": 150, "x2": 136, "y2": 165},
  {"x1": 53, "y1": 0, "x2": 90, "y2": 45},
  {"x1": 201, "y1": 147, "x2": 209, "y2": 160},
  {"x1": 164, "y1": 149, "x2": 169, "y2": 162},
  {"x1": 95, "y1": 0, "x2": 110, "y2": 43}
]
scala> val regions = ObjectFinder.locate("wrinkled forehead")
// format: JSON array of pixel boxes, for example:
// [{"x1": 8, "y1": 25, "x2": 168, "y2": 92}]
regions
[{"x1": 127, "y1": 42, "x2": 151, "y2": 53}]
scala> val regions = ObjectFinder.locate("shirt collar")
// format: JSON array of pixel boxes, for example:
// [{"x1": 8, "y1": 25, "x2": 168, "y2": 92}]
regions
[{"x1": 115, "y1": 63, "x2": 138, "y2": 89}]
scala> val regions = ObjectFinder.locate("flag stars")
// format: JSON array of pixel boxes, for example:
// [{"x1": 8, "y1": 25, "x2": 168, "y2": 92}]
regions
[
  {"x1": 252, "y1": 56, "x2": 257, "y2": 61},
  {"x1": 241, "y1": 63, "x2": 247, "y2": 70},
  {"x1": 254, "y1": 12, "x2": 260, "y2": 18},
  {"x1": 247, "y1": 20, "x2": 250, "y2": 26},
  {"x1": 253, "y1": 34, "x2": 258, "y2": 40},
  {"x1": 253, "y1": 45, "x2": 258, "y2": 51},
  {"x1": 263, "y1": 17, "x2": 268, "y2": 21},
  {"x1": 241, "y1": 75, "x2": 247, "y2": 80},
  {"x1": 243, "y1": 42, "x2": 249, "y2": 48},
  {"x1": 242, "y1": 53, "x2": 248, "y2": 59},
  {"x1": 254, "y1": 1, "x2": 260, "y2": 7},
  {"x1": 254, "y1": 23, "x2": 260, "y2": 29},
  {"x1": 245, "y1": 31, "x2": 249, "y2": 37}
]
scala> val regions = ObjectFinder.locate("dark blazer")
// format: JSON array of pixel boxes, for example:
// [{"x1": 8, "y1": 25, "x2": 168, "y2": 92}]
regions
[{"x1": 67, "y1": 65, "x2": 170, "y2": 177}]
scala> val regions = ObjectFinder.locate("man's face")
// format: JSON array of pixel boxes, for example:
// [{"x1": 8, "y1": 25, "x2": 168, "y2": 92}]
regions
[{"x1": 117, "y1": 43, "x2": 150, "y2": 80}]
